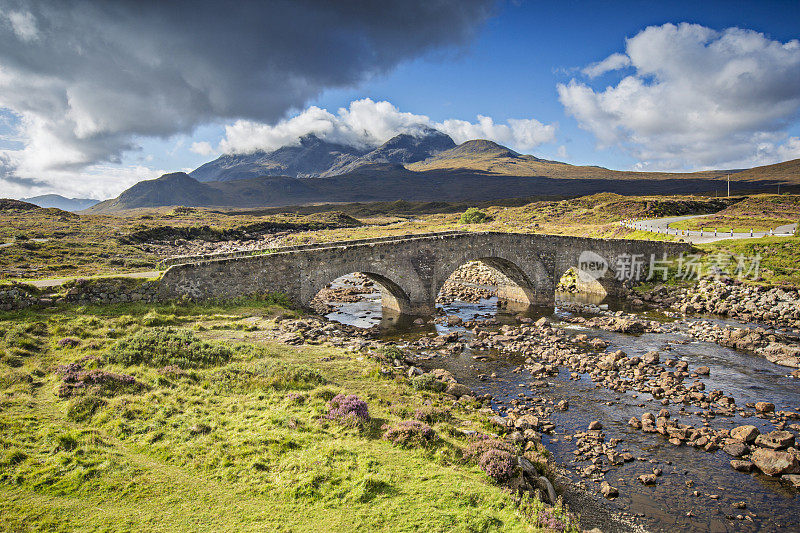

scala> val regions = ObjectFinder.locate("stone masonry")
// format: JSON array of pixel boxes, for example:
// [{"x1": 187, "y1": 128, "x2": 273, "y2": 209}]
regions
[{"x1": 159, "y1": 231, "x2": 691, "y2": 315}]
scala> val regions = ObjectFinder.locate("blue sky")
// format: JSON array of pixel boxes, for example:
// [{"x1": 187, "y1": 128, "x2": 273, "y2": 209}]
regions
[
  {"x1": 1, "y1": 0, "x2": 799, "y2": 198},
  {"x1": 310, "y1": 0, "x2": 800, "y2": 169}
]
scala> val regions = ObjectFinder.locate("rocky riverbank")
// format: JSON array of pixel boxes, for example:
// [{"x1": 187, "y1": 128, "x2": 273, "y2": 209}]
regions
[{"x1": 640, "y1": 278, "x2": 800, "y2": 329}]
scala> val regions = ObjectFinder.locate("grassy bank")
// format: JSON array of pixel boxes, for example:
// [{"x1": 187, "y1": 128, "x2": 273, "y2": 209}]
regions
[
  {"x1": 697, "y1": 235, "x2": 800, "y2": 286},
  {"x1": 0, "y1": 300, "x2": 568, "y2": 532}
]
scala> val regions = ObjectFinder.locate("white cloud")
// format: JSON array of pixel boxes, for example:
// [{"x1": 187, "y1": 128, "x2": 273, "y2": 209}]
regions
[
  {"x1": 582, "y1": 52, "x2": 631, "y2": 78},
  {"x1": 219, "y1": 98, "x2": 556, "y2": 154},
  {"x1": 190, "y1": 141, "x2": 215, "y2": 156},
  {"x1": 437, "y1": 115, "x2": 555, "y2": 150},
  {"x1": 5, "y1": 11, "x2": 38, "y2": 42},
  {"x1": 0, "y1": 148, "x2": 162, "y2": 199},
  {"x1": 559, "y1": 23, "x2": 800, "y2": 170}
]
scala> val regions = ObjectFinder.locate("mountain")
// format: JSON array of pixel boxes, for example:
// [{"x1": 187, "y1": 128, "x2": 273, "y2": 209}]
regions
[
  {"x1": 190, "y1": 128, "x2": 456, "y2": 182},
  {"x1": 88, "y1": 156, "x2": 800, "y2": 214},
  {"x1": 89, "y1": 131, "x2": 800, "y2": 213},
  {"x1": 407, "y1": 139, "x2": 732, "y2": 181},
  {"x1": 21, "y1": 194, "x2": 100, "y2": 211},
  {"x1": 91, "y1": 172, "x2": 222, "y2": 211},
  {"x1": 319, "y1": 128, "x2": 456, "y2": 177},
  {"x1": 190, "y1": 134, "x2": 368, "y2": 182}
]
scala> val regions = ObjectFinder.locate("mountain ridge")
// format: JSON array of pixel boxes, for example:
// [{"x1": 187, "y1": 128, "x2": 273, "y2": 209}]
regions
[
  {"x1": 191, "y1": 127, "x2": 456, "y2": 182},
  {"x1": 21, "y1": 194, "x2": 100, "y2": 212},
  {"x1": 88, "y1": 156, "x2": 800, "y2": 214}
]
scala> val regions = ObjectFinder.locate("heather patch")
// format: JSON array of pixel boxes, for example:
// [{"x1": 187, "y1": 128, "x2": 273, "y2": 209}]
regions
[
  {"x1": 478, "y1": 449, "x2": 516, "y2": 482},
  {"x1": 383, "y1": 420, "x2": 436, "y2": 448},
  {"x1": 56, "y1": 363, "x2": 144, "y2": 398},
  {"x1": 325, "y1": 394, "x2": 369, "y2": 427}
]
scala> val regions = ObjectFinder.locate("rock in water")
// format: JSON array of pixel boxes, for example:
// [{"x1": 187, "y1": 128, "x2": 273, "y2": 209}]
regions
[{"x1": 751, "y1": 448, "x2": 800, "y2": 476}]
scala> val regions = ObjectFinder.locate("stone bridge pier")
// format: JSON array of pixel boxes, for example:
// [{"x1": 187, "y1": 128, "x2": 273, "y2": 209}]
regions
[{"x1": 159, "y1": 232, "x2": 690, "y2": 316}]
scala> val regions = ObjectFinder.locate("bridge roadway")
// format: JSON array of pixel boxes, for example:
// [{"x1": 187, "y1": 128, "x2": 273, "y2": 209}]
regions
[{"x1": 159, "y1": 230, "x2": 691, "y2": 316}]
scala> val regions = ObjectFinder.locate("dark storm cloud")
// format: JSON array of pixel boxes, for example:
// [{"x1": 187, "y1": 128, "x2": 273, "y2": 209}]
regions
[{"x1": 0, "y1": 0, "x2": 495, "y2": 168}]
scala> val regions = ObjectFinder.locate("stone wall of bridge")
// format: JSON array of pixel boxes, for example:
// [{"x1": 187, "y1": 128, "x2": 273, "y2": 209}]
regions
[{"x1": 158, "y1": 232, "x2": 691, "y2": 315}]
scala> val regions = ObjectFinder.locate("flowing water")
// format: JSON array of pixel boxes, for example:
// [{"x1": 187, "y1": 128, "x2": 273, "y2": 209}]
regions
[{"x1": 323, "y1": 276, "x2": 800, "y2": 532}]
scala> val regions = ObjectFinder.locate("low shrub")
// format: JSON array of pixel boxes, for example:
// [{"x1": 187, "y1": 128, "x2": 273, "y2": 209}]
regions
[
  {"x1": 478, "y1": 449, "x2": 516, "y2": 482},
  {"x1": 57, "y1": 337, "x2": 81, "y2": 348},
  {"x1": 325, "y1": 394, "x2": 370, "y2": 427},
  {"x1": 460, "y1": 208, "x2": 490, "y2": 224},
  {"x1": 56, "y1": 363, "x2": 144, "y2": 398},
  {"x1": 381, "y1": 346, "x2": 405, "y2": 361},
  {"x1": 463, "y1": 436, "x2": 515, "y2": 461},
  {"x1": 383, "y1": 420, "x2": 436, "y2": 447},
  {"x1": 412, "y1": 405, "x2": 452, "y2": 424},
  {"x1": 411, "y1": 373, "x2": 447, "y2": 392},
  {"x1": 66, "y1": 395, "x2": 106, "y2": 421},
  {"x1": 109, "y1": 327, "x2": 233, "y2": 368}
]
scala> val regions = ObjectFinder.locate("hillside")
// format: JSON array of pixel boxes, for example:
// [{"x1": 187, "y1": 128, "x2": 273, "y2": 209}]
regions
[
  {"x1": 407, "y1": 139, "x2": 730, "y2": 180},
  {"x1": 190, "y1": 134, "x2": 368, "y2": 182},
  {"x1": 20, "y1": 194, "x2": 100, "y2": 211},
  {"x1": 88, "y1": 165, "x2": 789, "y2": 213},
  {"x1": 319, "y1": 128, "x2": 455, "y2": 177}
]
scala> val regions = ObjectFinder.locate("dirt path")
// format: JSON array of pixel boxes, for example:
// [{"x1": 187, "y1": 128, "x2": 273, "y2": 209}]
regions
[{"x1": 24, "y1": 270, "x2": 162, "y2": 288}]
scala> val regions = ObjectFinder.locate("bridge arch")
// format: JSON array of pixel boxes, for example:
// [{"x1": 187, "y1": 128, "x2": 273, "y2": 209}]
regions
[
  {"x1": 302, "y1": 263, "x2": 420, "y2": 316},
  {"x1": 434, "y1": 251, "x2": 555, "y2": 311}
]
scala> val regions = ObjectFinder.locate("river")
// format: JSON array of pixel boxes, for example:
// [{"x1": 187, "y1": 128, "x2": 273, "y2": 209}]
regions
[{"x1": 323, "y1": 275, "x2": 800, "y2": 532}]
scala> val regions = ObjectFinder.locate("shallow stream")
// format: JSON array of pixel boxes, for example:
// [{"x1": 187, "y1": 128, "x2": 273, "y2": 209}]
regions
[{"x1": 324, "y1": 277, "x2": 800, "y2": 532}]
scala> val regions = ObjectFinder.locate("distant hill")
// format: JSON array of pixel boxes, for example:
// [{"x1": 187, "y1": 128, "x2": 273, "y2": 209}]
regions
[
  {"x1": 21, "y1": 194, "x2": 100, "y2": 211},
  {"x1": 190, "y1": 128, "x2": 455, "y2": 182},
  {"x1": 88, "y1": 162, "x2": 797, "y2": 214}
]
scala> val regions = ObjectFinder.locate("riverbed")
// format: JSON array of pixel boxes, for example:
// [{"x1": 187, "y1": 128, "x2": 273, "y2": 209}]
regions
[{"x1": 323, "y1": 276, "x2": 800, "y2": 532}]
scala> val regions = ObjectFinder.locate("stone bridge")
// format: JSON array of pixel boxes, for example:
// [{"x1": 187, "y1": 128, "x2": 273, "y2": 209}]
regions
[{"x1": 159, "y1": 231, "x2": 691, "y2": 315}]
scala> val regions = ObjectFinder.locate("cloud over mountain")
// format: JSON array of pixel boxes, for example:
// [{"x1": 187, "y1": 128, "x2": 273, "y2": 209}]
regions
[
  {"x1": 218, "y1": 99, "x2": 557, "y2": 155},
  {"x1": 559, "y1": 22, "x2": 800, "y2": 170},
  {"x1": 0, "y1": 0, "x2": 494, "y2": 196}
]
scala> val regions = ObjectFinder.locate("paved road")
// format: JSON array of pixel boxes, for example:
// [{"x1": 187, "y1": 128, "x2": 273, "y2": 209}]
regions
[
  {"x1": 620, "y1": 214, "x2": 798, "y2": 244},
  {"x1": 25, "y1": 270, "x2": 161, "y2": 289}
]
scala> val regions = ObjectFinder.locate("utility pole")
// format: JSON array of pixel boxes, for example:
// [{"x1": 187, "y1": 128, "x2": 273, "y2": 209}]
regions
[{"x1": 727, "y1": 175, "x2": 730, "y2": 197}]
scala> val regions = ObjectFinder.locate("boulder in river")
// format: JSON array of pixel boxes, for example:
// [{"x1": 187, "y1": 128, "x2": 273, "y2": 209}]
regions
[
  {"x1": 730, "y1": 425, "x2": 760, "y2": 444},
  {"x1": 751, "y1": 448, "x2": 800, "y2": 476},
  {"x1": 730, "y1": 460, "x2": 754, "y2": 473},
  {"x1": 754, "y1": 430, "x2": 795, "y2": 450},
  {"x1": 755, "y1": 401, "x2": 776, "y2": 414},
  {"x1": 600, "y1": 481, "x2": 619, "y2": 498},
  {"x1": 445, "y1": 383, "x2": 473, "y2": 398}
]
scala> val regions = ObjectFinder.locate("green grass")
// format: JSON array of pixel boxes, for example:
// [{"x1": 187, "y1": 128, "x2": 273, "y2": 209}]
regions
[
  {"x1": 669, "y1": 215, "x2": 794, "y2": 233},
  {"x1": 0, "y1": 301, "x2": 566, "y2": 532},
  {"x1": 697, "y1": 235, "x2": 800, "y2": 285}
]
